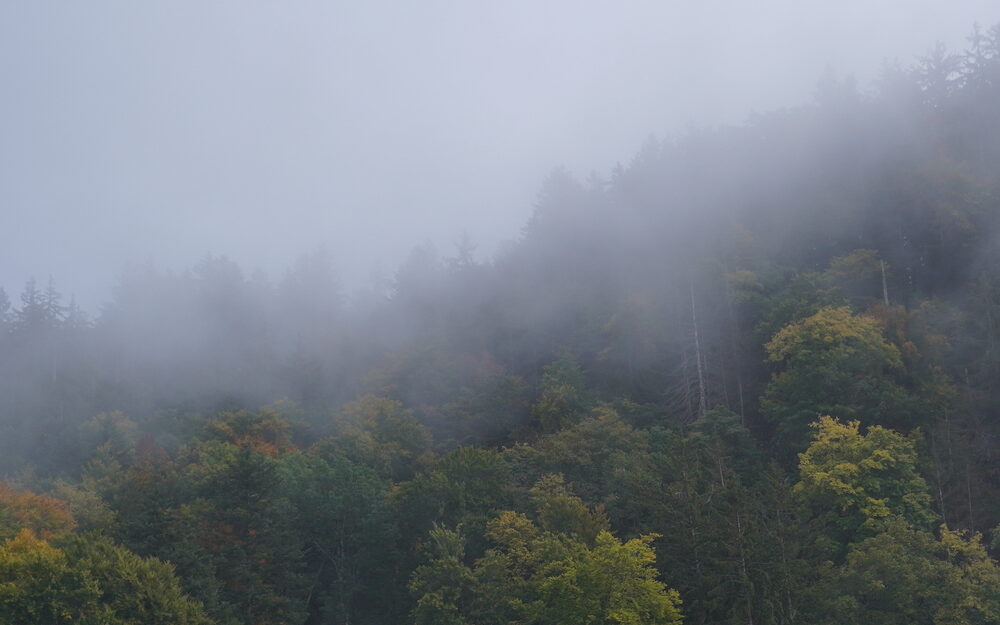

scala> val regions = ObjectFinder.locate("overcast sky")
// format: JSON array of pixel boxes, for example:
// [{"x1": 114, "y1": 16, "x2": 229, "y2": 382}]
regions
[{"x1": 3, "y1": 1, "x2": 999, "y2": 311}]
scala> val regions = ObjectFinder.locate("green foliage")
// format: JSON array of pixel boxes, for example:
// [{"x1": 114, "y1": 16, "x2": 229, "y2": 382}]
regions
[
  {"x1": 795, "y1": 416, "x2": 936, "y2": 558},
  {"x1": 532, "y1": 531, "x2": 681, "y2": 625},
  {"x1": 0, "y1": 529, "x2": 103, "y2": 625},
  {"x1": 533, "y1": 355, "x2": 594, "y2": 432},
  {"x1": 324, "y1": 395, "x2": 434, "y2": 481},
  {"x1": 279, "y1": 452, "x2": 399, "y2": 625},
  {"x1": 5, "y1": 22, "x2": 1000, "y2": 625},
  {"x1": 728, "y1": 269, "x2": 847, "y2": 349},
  {"x1": 648, "y1": 409, "x2": 804, "y2": 625},
  {"x1": 512, "y1": 404, "x2": 649, "y2": 511},
  {"x1": 765, "y1": 305, "x2": 902, "y2": 380},
  {"x1": 58, "y1": 533, "x2": 213, "y2": 625},
  {"x1": 0, "y1": 530, "x2": 210, "y2": 625},
  {"x1": 479, "y1": 512, "x2": 683, "y2": 625},
  {"x1": 188, "y1": 445, "x2": 306, "y2": 625},
  {"x1": 395, "y1": 447, "x2": 511, "y2": 561},
  {"x1": 431, "y1": 371, "x2": 533, "y2": 446},
  {"x1": 409, "y1": 512, "x2": 683, "y2": 625},
  {"x1": 408, "y1": 525, "x2": 477, "y2": 625},
  {"x1": 803, "y1": 519, "x2": 1000, "y2": 625},
  {"x1": 102, "y1": 438, "x2": 307, "y2": 625},
  {"x1": 530, "y1": 474, "x2": 610, "y2": 544},
  {"x1": 597, "y1": 291, "x2": 670, "y2": 395},
  {"x1": 50, "y1": 480, "x2": 118, "y2": 534},
  {"x1": 825, "y1": 249, "x2": 886, "y2": 303},
  {"x1": 685, "y1": 407, "x2": 766, "y2": 482},
  {"x1": 763, "y1": 306, "x2": 912, "y2": 456},
  {"x1": 82, "y1": 411, "x2": 139, "y2": 467}
]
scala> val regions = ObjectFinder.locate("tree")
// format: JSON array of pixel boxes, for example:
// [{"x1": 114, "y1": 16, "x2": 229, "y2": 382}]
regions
[
  {"x1": 531, "y1": 530, "x2": 682, "y2": 625},
  {"x1": 533, "y1": 354, "x2": 594, "y2": 432},
  {"x1": 394, "y1": 446, "x2": 512, "y2": 563},
  {"x1": 0, "y1": 529, "x2": 102, "y2": 625},
  {"x1": 59, "y1": 533, "x2": 213, "y2": 625},
  {"x1": 323, "y1": 395, "x2": 433, "y2": 482},
  {"x1": 62, "y1": 295, "x2": 91, "y2": 331},
  {"x1": 478, "y1": 511, "x2": 683, "y2": 625},
  {"x1": 408, "y1": 525, "x2": 477, "y2": 625},
  {"x1": 0, "y1": 483, "x2": 77, "y2": 541},
  {"x1": 529, "y1": 474, "x2": 609, "y2": 545},
  {"x1": 278, "y1": 249, "x2": 343, "y2": 336},
  {"x1": 802, "y1": 518, "x2": 1000, "y2": 625},
  {"x1": 762, "y1": 306, "x2": 911, "y2": 457},
  {"x1": 410, "y1": 510, "x2": 683, "y2": 625},
  {"x1": 825, "y1": 249, "x2": 888, "y2": 305},
  {"x1": 794, "y1": 416, "x2": 936, "y2": 559},
  {"x1": 81, "y1": 411, "x2": 139, "y2": 468},
  {"x1": 647, "y1": 409, "x2": 803, "y2": 625},
  {"x1": 515, "y1": 404, "x2": 648, "y2": 510},
  {"x1": 187, "y1": 444, "x2": 307, "y2": 625},
  {"x1": 915, "y1": 41, "x2": 963, "y2": 110},
  {"x1": 201, "y1": 408, "x2": 297, "y2": 457},
  {"x1": 0, "y1": 287, "x2": 11, "y2": 334},
  {"x1": 14, "y1": 277, "x2": 63, "y2": 334},
  {"x1": 279, "y1": 452, "x2": 400, "y2": 625},
  {"x1": 0, "y1": 529, "x2": 211, "y2": 625}
]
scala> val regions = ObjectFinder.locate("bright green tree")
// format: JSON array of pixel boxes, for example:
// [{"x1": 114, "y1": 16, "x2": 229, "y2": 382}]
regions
[
  {"x1": 762, "y1": 306, "x2": 911, "y2": 457},
  {"x1": 795, "y1": 416, "x2": 936, "y2": 558},
  {"x1": 0, "y1": 529, "x2": 210, "y2": 625},
  {"x1": 0, "y1": 529, "x2": 102, "y2": 625},
  {"x1": 410, "y1": 490, "x2": 682, "y2": 625},
  {"x1": 478, "y1": 511, "x2": 683, "y2": 625}
]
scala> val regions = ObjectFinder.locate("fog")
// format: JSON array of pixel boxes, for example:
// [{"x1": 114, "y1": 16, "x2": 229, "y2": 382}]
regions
[
  {"x1": 3, "y1": 1, "x2": 998, "y2": 310},
  {"x1": 4, "y1": 7, "x2": 1000, "y2": 623}
]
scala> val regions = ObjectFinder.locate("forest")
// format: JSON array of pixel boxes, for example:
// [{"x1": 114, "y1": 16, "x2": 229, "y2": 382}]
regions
[{"x1": 2, "y1": 24, "x2": 1000, "y2": 625}]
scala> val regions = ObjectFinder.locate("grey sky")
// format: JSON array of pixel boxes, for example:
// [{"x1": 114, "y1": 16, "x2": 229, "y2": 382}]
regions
[{"x1": 3, "y1": 1, "x2": 998, "y2": 310}]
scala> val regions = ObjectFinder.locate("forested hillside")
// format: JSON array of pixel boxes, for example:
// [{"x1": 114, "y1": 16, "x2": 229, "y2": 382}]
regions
[{"x1": 2, "y1": 25, "x2": 1000, "y2": 625}]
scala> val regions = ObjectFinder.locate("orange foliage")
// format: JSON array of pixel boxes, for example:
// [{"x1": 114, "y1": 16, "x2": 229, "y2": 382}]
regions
[
  {"x1": 204, "y1": 409, "x2": 297, "y2": 457},
  {"x1": 0, "y1": 483, "x2": 77, "y2": 540}
]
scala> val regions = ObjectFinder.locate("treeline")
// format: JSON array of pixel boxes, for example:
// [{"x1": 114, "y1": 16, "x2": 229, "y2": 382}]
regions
[{"x1": 2, "y1": 24, "x2": 1000, "y2": 625}]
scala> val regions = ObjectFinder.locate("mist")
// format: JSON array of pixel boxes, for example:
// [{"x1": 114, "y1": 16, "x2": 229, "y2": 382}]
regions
[
  {"x1": 3, "y1": 5, "x2": 1000, "y2": 625},
  {"x1": 4, "y1": 1, "x2": 998, "y2": 309}
]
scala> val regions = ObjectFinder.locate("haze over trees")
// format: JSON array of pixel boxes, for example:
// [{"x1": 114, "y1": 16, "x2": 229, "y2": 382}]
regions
[{"x1": 2, "y1": 22, "x2": 1000, "y2": 625}]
